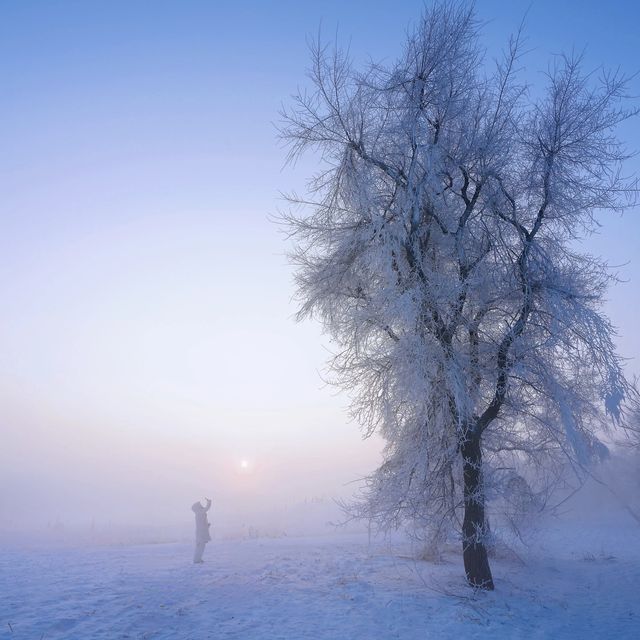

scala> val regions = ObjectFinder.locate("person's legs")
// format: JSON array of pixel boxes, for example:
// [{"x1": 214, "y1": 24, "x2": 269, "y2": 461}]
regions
[{"x1": 193, "y1": 541, "x2": 206, "y2": 563}]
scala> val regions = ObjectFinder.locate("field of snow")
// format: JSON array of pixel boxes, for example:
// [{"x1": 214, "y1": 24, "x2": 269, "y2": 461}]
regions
[{"x1": 2, "y1": 506, "x2": 639, "y2": 640}]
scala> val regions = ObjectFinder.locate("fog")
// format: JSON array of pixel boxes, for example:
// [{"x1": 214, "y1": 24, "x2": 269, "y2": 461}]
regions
[
  {"x1": 1, "y1": 381, "x2": 382, "y2": 544},
  {"x1": 0, "y1": 212, "x2": 383, "y2": 544}
]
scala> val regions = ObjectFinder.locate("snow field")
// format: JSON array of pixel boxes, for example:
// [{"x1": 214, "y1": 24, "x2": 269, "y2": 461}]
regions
[{"x1": 1, "y1": 517, "x2": 639, "y2": 639}]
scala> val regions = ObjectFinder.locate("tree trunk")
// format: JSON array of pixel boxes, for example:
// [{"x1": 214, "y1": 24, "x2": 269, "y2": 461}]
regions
[{"x1": 461, "y1": 436, "x2": 494, "y2": 590}]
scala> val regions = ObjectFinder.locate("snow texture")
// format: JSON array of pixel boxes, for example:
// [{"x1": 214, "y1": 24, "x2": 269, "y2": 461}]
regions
[{"x1": 2, "y1": 513, "x2": 639, "y2": 639}]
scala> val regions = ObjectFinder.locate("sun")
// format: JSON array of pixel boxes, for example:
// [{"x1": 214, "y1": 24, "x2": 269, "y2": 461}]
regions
[{"x1": 240, "y1": 459, "x2": 249, "y2": 470}]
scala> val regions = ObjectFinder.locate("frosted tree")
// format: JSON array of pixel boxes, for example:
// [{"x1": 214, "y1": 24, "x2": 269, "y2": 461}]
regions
[{"x1": 280, "y1": 3, "x2": 637, "y2": 589}]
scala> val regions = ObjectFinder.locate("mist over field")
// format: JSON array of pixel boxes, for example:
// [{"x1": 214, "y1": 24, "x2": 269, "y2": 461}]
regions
[{"x1": 1, "y1": 396, "x2": 382, "y2": 543}]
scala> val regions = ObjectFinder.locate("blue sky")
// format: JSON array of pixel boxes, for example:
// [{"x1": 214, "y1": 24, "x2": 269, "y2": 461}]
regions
[{"x1": 0, "y1": 1, "x2": 638, "y2": 530}]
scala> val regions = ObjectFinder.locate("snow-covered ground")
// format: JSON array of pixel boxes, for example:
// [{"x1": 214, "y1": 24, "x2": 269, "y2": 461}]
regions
[{"x1": 1, "y1": 507, "x2": 639, "y2": 639}]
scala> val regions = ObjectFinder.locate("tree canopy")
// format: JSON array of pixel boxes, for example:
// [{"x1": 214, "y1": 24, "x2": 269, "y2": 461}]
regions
[{"x1": 281, "y1": 2, "x2": 638, "y2": 588}]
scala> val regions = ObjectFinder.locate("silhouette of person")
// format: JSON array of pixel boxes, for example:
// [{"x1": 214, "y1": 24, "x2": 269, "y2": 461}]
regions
[{"x1": 191, "y1": 497, "x2": 212, "y2": 563}]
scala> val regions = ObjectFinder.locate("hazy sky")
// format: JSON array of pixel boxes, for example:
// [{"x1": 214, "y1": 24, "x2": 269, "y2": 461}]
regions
[{"x1": 1, "y1": 1, "x2": 638, "y2": 536}]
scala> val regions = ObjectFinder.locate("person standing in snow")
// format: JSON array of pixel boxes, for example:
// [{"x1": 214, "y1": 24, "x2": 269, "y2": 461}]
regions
[{"x1": 191, "y1": 497, "x2": 212, "y2": 564}]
